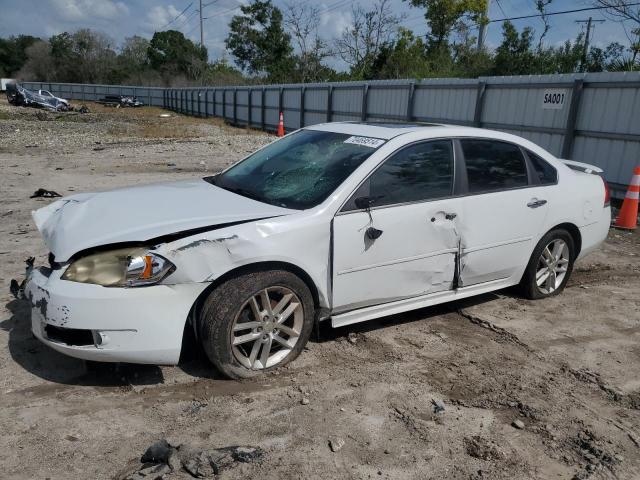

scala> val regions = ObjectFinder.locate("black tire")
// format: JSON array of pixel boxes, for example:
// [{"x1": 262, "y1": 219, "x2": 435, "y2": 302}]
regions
[
  {"x1": 199, "y1": 270, "x2": 315, "y2": 379},
  {"x1": 520, "y1": 228, "x2": 576, "y2": 300}
]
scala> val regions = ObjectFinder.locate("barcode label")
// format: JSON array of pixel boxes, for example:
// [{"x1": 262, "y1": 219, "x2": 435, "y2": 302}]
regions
[{"x1": 343, "y1": 136, "x2": 385, "y2": 148}]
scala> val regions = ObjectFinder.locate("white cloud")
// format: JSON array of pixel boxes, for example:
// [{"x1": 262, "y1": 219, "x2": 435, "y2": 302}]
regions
[
  {"x1": 50, "y1": 0, "x2": 129, "y2": 21},
  {"x1": 145, "y1": 4, "x2": 182, "y2": 30},
  {"x1": 319, "y1": 9, "x2": 352, "y2": 40}
]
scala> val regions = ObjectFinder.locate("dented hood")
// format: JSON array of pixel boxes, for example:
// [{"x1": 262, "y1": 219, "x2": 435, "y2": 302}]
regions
[{"x1": 32, "y1": 178, "x2": 294, "y2": 262}]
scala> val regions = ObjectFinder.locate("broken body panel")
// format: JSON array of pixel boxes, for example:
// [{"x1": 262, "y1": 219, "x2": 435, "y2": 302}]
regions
[{"x1": 24, "y1": 124, "x2": 611, "y2": 364}]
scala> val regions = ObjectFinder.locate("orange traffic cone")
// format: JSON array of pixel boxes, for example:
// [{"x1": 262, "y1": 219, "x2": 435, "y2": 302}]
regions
[
  {"x1": 277, "y1": 111, "x2": 285, "y2": 137},
  {"x1": 614, "y1": 166, "x2": 640, "y2": 230}
]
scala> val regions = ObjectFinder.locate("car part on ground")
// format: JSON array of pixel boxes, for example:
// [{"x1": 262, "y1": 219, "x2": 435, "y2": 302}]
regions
[
  {"x1": 97, "y1": 94, "x2": 144, "y2": 107},
  {"x1": 6, "y1": 83, "x2": 72, "y2": 112}
]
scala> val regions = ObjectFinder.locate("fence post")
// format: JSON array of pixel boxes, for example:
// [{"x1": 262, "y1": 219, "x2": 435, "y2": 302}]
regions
[
  {"x1": 222, "y1": 90, "x2": 227, "y2": 120},
  {"x1": 148, "y1": 89, "x2": 151, "y2": 107},
  {"x1": 233, "y1": 88, "x2": 237, "y2": 125},
  {"x1": 198, "y1": 90, "x2": 202, "y2": 117},
  {"x1": 278, "y1": 87, "x2": 283, "y2": 119},
  {"x1": 212, "y1": 89, "x2": 216, "y2": 117},
  {"x1": 300, "y1": 86, "x2": 306, "y2": 128},
  {"x1": 473, "y1": 81, "x2": 487, "y2": 127},
  {"x1": 261, "y1": 88, "x2": 266, "y2": 131},
  {"x1": 406, "y1": 82, "x2": 415, "y2": 121},
  {"x1": 561, "y1": 79, "x2": 584, "y2": 159},
  {"x1": 326, "y1": 85, "x2": 333, "y2": 122},
  {"x1": 361, "y1": 84, "x2": 369, "y2": 121},
  {"x1": 247, "y1": 89, "x2": 252, "y2": 128}
]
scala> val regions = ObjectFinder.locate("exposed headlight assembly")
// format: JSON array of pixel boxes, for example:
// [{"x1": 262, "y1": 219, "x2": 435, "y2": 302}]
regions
[{"x1": 61, "y1": 247, "x2": 175, "y2": 287}]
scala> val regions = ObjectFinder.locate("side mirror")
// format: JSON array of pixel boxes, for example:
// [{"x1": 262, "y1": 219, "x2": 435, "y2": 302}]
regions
[{"x1": 354, "y1": 195, "x2": 382, "y2": 210}]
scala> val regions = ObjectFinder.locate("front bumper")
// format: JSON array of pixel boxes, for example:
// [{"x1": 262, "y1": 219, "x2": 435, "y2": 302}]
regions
[{"x1": 25, "y1": 267, "x2": 209, "y2": 365}]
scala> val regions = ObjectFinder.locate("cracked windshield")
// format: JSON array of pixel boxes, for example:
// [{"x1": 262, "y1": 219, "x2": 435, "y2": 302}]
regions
[{"x1": 211, "y1": 129, "x2": 385, "y2": 209}]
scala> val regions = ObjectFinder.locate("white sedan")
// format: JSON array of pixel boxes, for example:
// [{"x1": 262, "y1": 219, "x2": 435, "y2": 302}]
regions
[{"x1": 23, "y1": 123, "x2": 611, "y2": 378}]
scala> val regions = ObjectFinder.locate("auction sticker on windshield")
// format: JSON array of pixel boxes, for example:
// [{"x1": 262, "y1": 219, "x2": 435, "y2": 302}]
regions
[{"x1": 343, "y1": 136, "x2": 386, "y2": 148}]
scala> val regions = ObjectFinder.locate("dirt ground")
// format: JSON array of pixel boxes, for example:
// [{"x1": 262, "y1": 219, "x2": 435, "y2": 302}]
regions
[{"x1": 1, "y1": 99, "x2": 639, "y2": 480}]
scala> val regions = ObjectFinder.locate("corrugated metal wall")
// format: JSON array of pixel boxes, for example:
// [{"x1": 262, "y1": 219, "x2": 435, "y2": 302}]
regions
[{"x1": 21, "y1": 72, "x2": 640, "y2": 196}]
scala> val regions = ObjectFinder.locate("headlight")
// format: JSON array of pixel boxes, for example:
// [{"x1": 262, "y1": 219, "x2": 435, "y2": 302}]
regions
[{"x1": 61, "y1": 247, "x2": 175, "y2": 287}]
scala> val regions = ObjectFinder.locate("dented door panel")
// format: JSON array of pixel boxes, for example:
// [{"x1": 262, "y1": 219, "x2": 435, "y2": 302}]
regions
[
  {"x1": 457, "y1": 187, "x2": 550, "y2": 286},
  {"x1": 332, "y1": 199, "x2": 462, "y2": 312}
]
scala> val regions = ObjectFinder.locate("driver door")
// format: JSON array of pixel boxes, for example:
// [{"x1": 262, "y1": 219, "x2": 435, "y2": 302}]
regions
[{"x1": 332, "y1": 139, "x2": 461, "y2": 313}]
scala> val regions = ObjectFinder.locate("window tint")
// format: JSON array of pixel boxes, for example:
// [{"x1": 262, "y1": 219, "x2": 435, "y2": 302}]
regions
[
  {"x1": 366, "y1": 140, "x2": 454, "y2": 207},
  {"x1": 526, "y1": 150, "x2": 557, "y2": 185},
  {"x1": 461, "y1": 140, "x2": 528, "y2": 193}
]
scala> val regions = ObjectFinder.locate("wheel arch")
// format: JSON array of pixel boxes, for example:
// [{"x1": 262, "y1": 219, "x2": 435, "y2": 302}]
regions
[
  {"x1": 547, "y1": 222, "x2": 582, "y2": 258},
  {"x1": 186, "y1": 261, "x2": 322, "y2": 340}
]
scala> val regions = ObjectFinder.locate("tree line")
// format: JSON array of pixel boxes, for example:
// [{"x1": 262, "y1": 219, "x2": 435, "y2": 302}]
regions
[{"x1": 1, "y1": 0, "x2": 638, "y2": 86}]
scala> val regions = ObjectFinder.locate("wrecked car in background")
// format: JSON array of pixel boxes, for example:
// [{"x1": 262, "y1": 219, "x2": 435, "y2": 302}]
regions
[
  {"x1": 6, "y1": 83, "x2": 71, "y2": 111},
  {"x1": 20, "y1": 123, "x2": 611, "y2": 379},
  {"x1": 98, "y1": 94, "x2": 144, "y2": 107}
]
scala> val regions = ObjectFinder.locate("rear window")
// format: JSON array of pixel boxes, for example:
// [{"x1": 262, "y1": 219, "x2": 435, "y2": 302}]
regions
[
  {"x1": 526, "y1": 150, "x2": 557, "y2": 185},
  {"x1": 461, "y1": 139, "x2": 529, "y2": 193}
]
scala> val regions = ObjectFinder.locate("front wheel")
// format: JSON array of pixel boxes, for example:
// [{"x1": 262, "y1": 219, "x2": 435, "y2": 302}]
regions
[
  {"x1": 199, "y1": 270, "x2": 315, "y2": 379},
  {"x1": 520, "y1": 229, "x2": 576, "y2": 300}
]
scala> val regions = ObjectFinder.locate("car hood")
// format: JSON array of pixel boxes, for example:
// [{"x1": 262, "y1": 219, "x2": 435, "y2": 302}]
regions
[{"x1": 32, "y1": 178, "x2": 294, "y2": 262}]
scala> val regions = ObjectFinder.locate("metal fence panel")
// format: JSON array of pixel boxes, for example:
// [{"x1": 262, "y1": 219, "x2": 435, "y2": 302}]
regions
[{"x1": 16, "y1": 74, "x2": 640, "y2": 195}]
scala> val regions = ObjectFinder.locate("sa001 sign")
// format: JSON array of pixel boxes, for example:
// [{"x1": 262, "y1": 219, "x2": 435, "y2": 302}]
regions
[{"x1": 542, "y1": 89, "x2": 567, "y2": 109}]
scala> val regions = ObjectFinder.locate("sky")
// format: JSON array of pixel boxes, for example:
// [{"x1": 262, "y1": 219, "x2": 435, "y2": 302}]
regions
[{"x1": 0, "y1": 0, "x2": 638, "y2": 71}]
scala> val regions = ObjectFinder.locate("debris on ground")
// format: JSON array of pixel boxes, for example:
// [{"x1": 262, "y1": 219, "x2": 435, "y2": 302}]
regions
[
  {"x1": 464, "y1": 436, "x2": 505, "y2": 461},
  {"x1": 328, "y1": 437, "x2": 345, "y2": 452},
  {"x1": 512, "y1": 419, "x2": 525, "y2": 429},
  {"x1": 122, "y1": 439, "x2": 263, "y2": 479},
  {"x1": 30, "y1": 188, "x2": 61, "y2": 198},
  {"x1": 431, "y1": 398, "x2": 446, "y2": 414},
  {"x1": 98, "y1": 94, "x2": 144, "y2": 108}
]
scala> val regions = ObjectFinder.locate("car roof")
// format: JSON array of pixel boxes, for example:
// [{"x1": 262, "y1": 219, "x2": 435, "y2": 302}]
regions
[{"x1": 305, "y1": 121, "x2": 506, "y2": 141}]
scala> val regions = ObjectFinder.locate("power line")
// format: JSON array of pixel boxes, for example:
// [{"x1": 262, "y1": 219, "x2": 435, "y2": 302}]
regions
[
  {"x1": 161, "y1": 2, "x2": 194, "y2": 29},
  {"x1": 488, "y1": 2, "x2": 640, "y2": 24}
]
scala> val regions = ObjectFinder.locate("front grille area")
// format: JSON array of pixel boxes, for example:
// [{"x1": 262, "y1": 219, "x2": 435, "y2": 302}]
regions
[{"x1": 45, "y1": 325, "x2": 94, "y2": 346}]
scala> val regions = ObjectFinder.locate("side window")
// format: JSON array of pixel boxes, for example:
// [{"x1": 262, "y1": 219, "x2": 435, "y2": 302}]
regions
[
  {"x1": 461, "y1": 139, "x2": 529, "y2": 193},
  {"x1": 526, "y1": 150, "x2": 557, "y2": 185},
  {"x1": 364, "y1": 140, "x2": 454, "y2": 207}
]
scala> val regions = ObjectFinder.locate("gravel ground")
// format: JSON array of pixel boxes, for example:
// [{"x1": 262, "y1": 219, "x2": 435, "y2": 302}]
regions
[{"x1": 1, "y1": 99, "x2": 639, "y2": 480}]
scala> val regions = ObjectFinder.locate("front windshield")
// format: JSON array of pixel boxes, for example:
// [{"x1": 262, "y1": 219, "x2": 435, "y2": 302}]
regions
[{"x1": 210, "y1": 129, "x2": 385, "y2": 209}]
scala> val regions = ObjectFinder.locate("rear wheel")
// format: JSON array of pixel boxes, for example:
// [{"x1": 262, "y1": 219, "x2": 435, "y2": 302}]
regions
[
  {"x1": 199, "y1": 270, "x2": 315, "y2": 379},
  {"x1": 520, "y1": 229, "x2": 575, "y2": 300}
]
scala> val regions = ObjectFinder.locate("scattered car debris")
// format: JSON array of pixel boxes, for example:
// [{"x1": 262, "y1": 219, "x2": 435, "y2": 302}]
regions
[
  {"x1": 122, "y1": 439, "x2": 263, "y2": 479},
  {"x1": 78, "y1": 105, "x2": 90, "y2": 114},
  {"x1": 9, "y1": 257, "x2": 33, "y2": 300},
  {"x1": 6, "y1": 83, "x2": 71, "y2": 112},
  {"x1": 30, "y1": 188, "x2": 61, "y2": 199},
  {"x1": 431, "y1": 398, "x2": 446, "y2": 414},
  {"x1": 98, "y1": 94, "x2": 144, "y2": 108},
  {"x1": 159, "y1": 113, "x2": 171, "y2": 118}
]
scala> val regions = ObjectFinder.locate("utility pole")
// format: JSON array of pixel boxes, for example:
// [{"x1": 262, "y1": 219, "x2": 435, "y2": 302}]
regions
[
  {"x1": 199, "y1": 0, "x2": 204, "y2": 48},
  {"x1": 575, "y1": 16, "x2": 604, "y2": 72},
  {"x1": 477, "y1": 0, "x2": 490, "y2": 50}
]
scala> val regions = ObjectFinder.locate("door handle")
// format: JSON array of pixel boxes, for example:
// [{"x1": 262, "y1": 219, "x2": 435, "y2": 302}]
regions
[
  {"x1": 366, "y1": 227, "x2": 383, "y2": 240},
  {"x1": 527, "y1": 199, "x2": 547, "y2": 208}
]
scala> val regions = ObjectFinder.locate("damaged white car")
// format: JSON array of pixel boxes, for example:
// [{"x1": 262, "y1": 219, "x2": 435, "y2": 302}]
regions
[{"x1": 23, "y1": 123, "x2": 611, "y2": 378}]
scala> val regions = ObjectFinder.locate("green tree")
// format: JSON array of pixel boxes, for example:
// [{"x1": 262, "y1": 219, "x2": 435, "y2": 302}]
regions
[
  {"x1": 148, "y1": 30, "x2": 207, "y2": 81},
  {"x1": 372, "y1": 28, "x2": 431, "y2": 79},
  {"x1": 493, "y1": 21, "x2": 536, "y2": 75},
  {"x1": 0, "y1": 35, "x2": 40, "y2": 77},
  {"x1": 225, "y1": 0, "x2": 294, "y2": 82},
  {"x1": 404, "y1": 0, "x2": 488, "y2": 51}
]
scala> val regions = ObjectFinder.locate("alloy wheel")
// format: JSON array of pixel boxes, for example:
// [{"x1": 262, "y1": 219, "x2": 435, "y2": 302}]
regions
[
  {"x1": 536, "y1": 239, "x2": 570, "y2": 295},
  {"x1": 231, "y1": 286, "x2": 304, "y2": 370}
]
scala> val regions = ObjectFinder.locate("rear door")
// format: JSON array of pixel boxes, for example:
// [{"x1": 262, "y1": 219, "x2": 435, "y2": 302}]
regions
[
  {"x1": 456, "y1": 139, "x2": 551, "y2": 286},
  {"x1": 332, "y1": 139, "x2": 461, "y2": 312}
]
